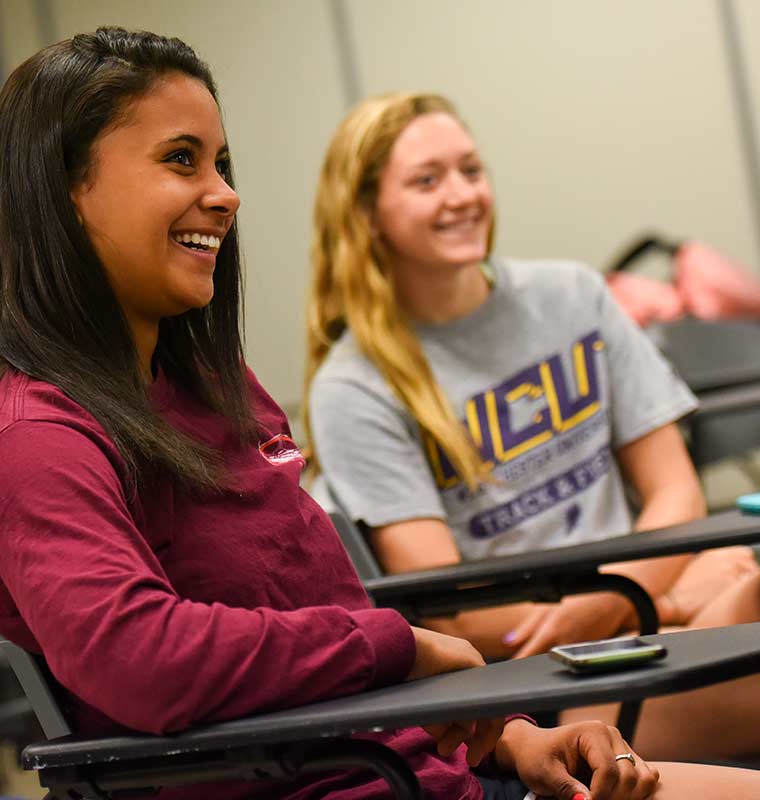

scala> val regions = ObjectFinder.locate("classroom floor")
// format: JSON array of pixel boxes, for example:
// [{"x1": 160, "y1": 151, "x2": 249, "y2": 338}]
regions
[
  {"x1": 0, "y1": 743, "x2": 43, "y2": 799},
  {"x1": 702, "y1": 450, "x2": 760, "y2": 513}
]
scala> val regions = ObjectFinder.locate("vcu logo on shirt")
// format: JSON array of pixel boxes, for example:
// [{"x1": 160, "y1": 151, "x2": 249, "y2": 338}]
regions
[{"x1": 425, "y1": 331, "x2": 605, "y2": 488}]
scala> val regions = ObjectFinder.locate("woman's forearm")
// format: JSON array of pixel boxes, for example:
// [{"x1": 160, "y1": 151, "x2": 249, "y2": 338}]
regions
[{"x1": 602, "y1": 480, "x2": 707, "y2": 625}]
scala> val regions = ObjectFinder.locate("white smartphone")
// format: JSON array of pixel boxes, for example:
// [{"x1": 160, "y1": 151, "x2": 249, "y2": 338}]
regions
[{"x1": 549, "y1": 635, "x2": 667, "y2": 673}]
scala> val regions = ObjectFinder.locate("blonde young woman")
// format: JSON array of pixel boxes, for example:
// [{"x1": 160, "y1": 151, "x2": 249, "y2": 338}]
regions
[{"x1": 305, "y1": 92, "x2": 760, "y2": 762}]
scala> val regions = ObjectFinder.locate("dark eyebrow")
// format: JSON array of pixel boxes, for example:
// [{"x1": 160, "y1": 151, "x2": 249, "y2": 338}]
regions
[{"x1": 164, "y1": 134, "x2": 229, "y2": 157}]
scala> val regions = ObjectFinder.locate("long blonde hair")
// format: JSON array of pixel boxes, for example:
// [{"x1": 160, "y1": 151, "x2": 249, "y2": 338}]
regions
[{"x1": 305, "y1": 92, "x2": 494, "y2": 490}]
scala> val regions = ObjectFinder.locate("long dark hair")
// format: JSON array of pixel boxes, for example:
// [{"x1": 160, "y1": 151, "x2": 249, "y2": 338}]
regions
[{"x1": 0, "y1": 27, "x2": 254, "y2": 490}]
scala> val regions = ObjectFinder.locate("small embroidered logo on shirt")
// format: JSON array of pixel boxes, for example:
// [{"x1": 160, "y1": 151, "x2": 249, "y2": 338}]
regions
[{"x1": 258, "y1": 433, "x2": 306, "y2": 469}]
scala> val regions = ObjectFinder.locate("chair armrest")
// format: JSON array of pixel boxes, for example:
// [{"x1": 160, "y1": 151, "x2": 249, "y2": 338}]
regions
[
  {"x1": 692, "y1": 382, "x2": 760, "y2": 418},
  {"x1": 25, "y1": 736, "x2": 423, "y2": 800},
  {"x1": 0, "y1": 638, "x2": 70, "y2": 739},
  {"x1": 23, "y1": 625, "x2": 760, "y2": 786},
  {"x1": 363, "y1": 509, "x2": 760, "y2": 613}
]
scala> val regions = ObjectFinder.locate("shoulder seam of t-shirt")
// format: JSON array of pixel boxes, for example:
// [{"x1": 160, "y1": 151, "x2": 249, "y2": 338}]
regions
[
  {"x1": 613, "y1": 395, "x2": 697, "y2": 448},
  {"x1": 493, "y1": 258, "x2": 605, "y2": 319},
  {"x1": 503, "y1": 257, "x2": 600, "y2": 281}
]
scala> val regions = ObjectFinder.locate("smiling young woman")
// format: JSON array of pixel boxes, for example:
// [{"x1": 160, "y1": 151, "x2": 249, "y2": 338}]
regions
[
  {"x1": 3, "y1": 29, "x2": 760, "y2": 800},
  {"x1": 305, "y1": 93, "x2": 760, "y2": 762},
  {"x1": 372, "y1": 111, "x2": 494, "y2": 321},
  {"x1": 0, "y1": 27, "x2": 252, "y2": 490},
  {"x1": 70, "y1": 72, "x2": 240, "y2": 380}
]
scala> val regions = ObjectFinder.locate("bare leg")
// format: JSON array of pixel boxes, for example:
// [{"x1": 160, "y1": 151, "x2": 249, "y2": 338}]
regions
[
  {"x1": 539, "y1": 762, "x2": 760, "y2": 799},
  {"x1": 653, "y1": 762, "x2": 760, "y2": 798},
  {"x1": 561, "y1": 667, "x2": 760, "y2": 760},
  {"x1": 562, "y1": 573, "x2": 760, "y2": 760},
  {"x1": 689, "y1": 571, "x2": 760, "y2": 628}
]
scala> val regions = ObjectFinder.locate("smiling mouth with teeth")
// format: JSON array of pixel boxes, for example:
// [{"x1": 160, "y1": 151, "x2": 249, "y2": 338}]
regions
[
  {"x1": 173, "y1": 232, "x2": 221, "y2": 252},
  {"x1": 435, "y1": 215, "x2": 481, "y2": 232}
]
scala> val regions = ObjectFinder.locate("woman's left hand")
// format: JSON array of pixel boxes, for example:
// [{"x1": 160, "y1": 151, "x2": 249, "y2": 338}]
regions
[
  {"x1": 507, "y1": 594, "x2": 628, "y2": 659},
  {"x1": 495, "y1": 719, "x2": 660, "y2": 800}
]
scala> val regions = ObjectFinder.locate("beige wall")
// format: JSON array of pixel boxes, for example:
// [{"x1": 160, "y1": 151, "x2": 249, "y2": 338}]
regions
[
  {"x1": 0, "y1": 0, "x2": 45, "y2": 71},
  {"x1": 351, "y1": 0, "x2": 759, "y2": 270},
  {"x1": 1, "y1": 0, "x2": 758, "y2": 414}
]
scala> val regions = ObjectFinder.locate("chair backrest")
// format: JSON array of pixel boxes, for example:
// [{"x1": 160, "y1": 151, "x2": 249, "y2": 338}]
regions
[
  {"x1": 647, "y1": 317, "x2": 760, "y2": 468},
  {"x1": 328, "y1": 509, "x2": 384, "y2": 581},
  {"x1": 689, "y1": 401, "x2": 760, "y2": 467},
  {"x1": 0, "y1": 638, "x2": 70, "y2": 739},
  {"x1": 0, "y1": 657, "x2": 36, "y2": 746},
  {"x1": 648, "y1": 318, "x2": 760, "y2": 468},
  {"x1": 322, "y1": 484, "x2": 383, "y2": 581},
  {"x1": 649, "y1": 317, "x2": 760, "y2": 393}
]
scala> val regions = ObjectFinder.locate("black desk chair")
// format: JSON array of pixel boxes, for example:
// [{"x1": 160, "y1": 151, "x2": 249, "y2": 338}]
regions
[
  {"x1": 331, "y1": 504, "x2": 760, "y2": 741},
  {"x1": 605, "y1": 235, "x2": 760, "y2": 472},
  {"x1": 0, "y1": 657, "x2": 37, "y2": 752},
  {"x1": 648, "y1": 317, "x2": 760, "y2": 472},
  {"x1": 649, "y1": 317, "x2": 760, "y2": 395},
  {"x1": 1, "y1": 635, "x2": 421, "y2": 800},
  {"x1": 6, "y1": 624, "x2": 760, "y2": 800},
  {"x1": 361, "y1": 509, "x2": 760, "y2": 616}
]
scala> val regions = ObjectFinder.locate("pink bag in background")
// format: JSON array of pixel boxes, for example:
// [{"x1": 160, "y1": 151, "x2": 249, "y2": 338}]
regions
[
  {"x1": 606, "y1": 271, "x2": 684, "y2": 327},
  {"x1": 605, "y1": 236, "x2": 760, "y2": 327},
  {"x1": 675, "y1": 241, "x2": 760, "y2": 321}
]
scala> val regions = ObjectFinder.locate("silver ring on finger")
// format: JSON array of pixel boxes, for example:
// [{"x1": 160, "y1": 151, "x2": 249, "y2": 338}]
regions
[{"x1": 614, "y1": 752, "x2": 636, "y2": 766}]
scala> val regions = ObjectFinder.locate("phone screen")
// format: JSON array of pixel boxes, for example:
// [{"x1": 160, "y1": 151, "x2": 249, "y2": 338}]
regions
[
  {"x1": 550, "y1": 636, "x2": 666, "y2": 673},
  {"x1": 559, "y1": 638, "x2": 655, "y2": 657}
]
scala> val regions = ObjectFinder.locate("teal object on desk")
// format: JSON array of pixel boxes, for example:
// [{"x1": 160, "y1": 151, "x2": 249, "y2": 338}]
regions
[{"x1": 737, "y1": 493, "x2": 760, "y2": 513}]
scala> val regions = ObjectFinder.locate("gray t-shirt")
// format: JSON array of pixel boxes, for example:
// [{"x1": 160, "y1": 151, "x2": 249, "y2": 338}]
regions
[{"x1": 309, "y1": 258, "x2": 697, "y2": 560}]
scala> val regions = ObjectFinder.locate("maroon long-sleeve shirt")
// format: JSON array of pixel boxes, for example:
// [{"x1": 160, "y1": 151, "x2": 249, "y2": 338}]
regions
[{"x1": 0, "y1": 367, "x2": 483, "y2": 799}]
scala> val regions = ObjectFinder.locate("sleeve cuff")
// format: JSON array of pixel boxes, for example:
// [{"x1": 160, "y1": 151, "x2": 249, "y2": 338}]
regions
[{"x1": 350, "y1": 607, "x2": 416, "y2": 688}]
